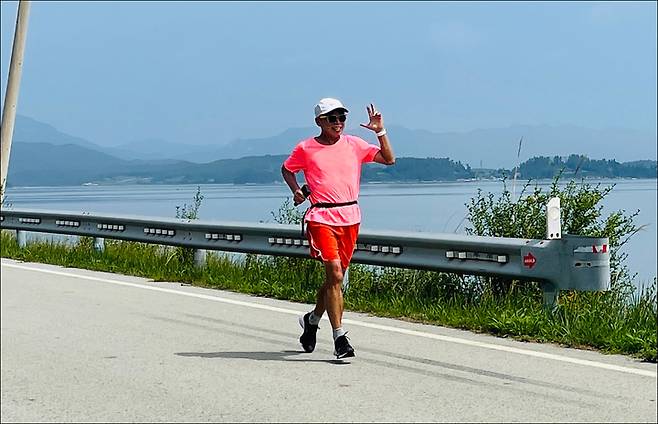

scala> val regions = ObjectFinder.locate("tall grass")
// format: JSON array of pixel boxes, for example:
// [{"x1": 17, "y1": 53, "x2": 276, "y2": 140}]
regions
[{"x1": 2, "y1": 230, "x2": 655, "y2": 361}]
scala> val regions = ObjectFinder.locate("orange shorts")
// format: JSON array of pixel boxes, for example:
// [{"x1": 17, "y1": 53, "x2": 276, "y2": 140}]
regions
[{"x1": 306, "y1": 221, "x2": 360, "y2": 270}]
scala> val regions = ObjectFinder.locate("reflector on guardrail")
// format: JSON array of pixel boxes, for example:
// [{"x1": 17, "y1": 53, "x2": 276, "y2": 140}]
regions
[
  {"x1": 98, "y1": 223, "x2": 124, "y2": 232},
  {"x1": 56, "y1": 220, "x2": 80, "y2": 227},
  {"x1": 205, "y1": 233, "x2": 242, "y2": 242},
  {"x1": 18, "y1": 217, "x2": 40, "y2": 224}
]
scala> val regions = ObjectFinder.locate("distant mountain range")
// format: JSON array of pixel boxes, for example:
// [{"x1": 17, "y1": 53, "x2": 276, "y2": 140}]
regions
[
  {"x1": 4, "y1": 115, "x2": 655, "y2": 187},
  {"x1": 12, "y1": 115, "x2": 657, "y2": 168}
]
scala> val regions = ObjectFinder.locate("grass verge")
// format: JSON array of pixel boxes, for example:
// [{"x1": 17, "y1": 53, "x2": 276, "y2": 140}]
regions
[{"x1": 1, "y1": 230, "x2": 656, "y2": 362}]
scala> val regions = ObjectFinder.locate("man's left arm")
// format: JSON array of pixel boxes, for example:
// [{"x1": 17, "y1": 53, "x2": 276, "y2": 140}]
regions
[{"x1": 373, "y1": 132, "x2": 395, "y2": 165}]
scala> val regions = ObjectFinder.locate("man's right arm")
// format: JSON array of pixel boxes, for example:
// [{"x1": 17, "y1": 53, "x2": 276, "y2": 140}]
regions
[
  {"x1": 281, "y1": 164, "x2": 300, "y2": 192},
  {"x1": 281, "y1": 165, "x2": 305, "y2": 205}
]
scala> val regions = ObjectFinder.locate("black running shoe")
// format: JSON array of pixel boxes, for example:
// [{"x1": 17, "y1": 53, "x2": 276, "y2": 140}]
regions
[
  {"x1": 333, "y1": 334, "x2": 355, "y2": 359},
  {"x1": 299, "y1": 312, "x2": 319, "y2": 353}
]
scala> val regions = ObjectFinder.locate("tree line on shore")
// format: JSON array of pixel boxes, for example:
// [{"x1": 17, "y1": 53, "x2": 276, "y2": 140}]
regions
[
  {"x1": 122, "y1": 154, "x2": 655, "y2": 185},
  {"x1": 7, "y1": 140, "x2": 657, "y2": 186}
]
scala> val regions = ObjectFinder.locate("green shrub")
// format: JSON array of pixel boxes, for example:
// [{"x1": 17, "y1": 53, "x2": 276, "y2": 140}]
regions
[
  {"x1": 465, "y1": 172, "x2": 643, "y2": 298},
  {"x1": 173, "y1": 185, "x2": 204, "y2": 269}
]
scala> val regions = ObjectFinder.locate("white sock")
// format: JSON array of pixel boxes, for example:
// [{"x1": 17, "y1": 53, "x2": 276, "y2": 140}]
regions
[
  {"x1": 308, "y1": 311, "x2": 321, "y2": 326},
  {"x1": 333, "y1": 327, "x2": 346, "y2": 340}
]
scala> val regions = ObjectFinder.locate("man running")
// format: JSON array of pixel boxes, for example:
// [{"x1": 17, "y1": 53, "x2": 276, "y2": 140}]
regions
[{"x1": 281, "y1": 98, "x2": 395, "y2": 358}]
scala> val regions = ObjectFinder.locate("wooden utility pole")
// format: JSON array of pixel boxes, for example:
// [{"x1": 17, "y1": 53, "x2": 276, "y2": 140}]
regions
[{"x1": 1, "y1": 0, "x2": 31, "y2": 203}]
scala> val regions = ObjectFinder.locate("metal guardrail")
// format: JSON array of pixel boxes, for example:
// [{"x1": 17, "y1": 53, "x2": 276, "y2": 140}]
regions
[{"x1": 0, "y1": 207, "x2": 611, "y2": 305}]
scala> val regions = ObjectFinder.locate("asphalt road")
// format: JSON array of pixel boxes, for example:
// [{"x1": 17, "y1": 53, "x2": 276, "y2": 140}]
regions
[{"x1": 1, "y1": 258, "x2": 656, "y2": 423}]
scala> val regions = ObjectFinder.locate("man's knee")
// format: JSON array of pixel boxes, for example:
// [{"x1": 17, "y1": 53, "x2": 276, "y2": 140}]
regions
[{"x1": 324, "y1": 262, "x2": 343, "y2": 286}]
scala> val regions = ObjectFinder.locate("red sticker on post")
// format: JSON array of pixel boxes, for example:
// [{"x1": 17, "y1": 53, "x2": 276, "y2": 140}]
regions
[{"x1": 523, "y1": 252, "x2": 536, "y2": 269}]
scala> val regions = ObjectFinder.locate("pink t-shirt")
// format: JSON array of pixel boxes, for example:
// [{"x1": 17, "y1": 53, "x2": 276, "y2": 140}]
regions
[{"x1": 283, "y1": 134, "x2": 380, "y2": 226}]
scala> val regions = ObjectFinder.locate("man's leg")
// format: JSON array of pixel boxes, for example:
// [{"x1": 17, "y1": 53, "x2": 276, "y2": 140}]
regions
[
  {"x1": 299, "y1": 262, "x2": 337, "y2": 353},
  {"x1": 322, "y1": 260, "x2": 344, "y2": 330},
  {"x1": 323, "y1": 260, "x2": 354, "y2": 358},
  {"x1": 299, "y1": 222, "x2": 353, "y2": 357},
  {"x1": 339, "y1": 266, "x2": 346, "y2": 317},
  {"x1": 313, "y1": 278, "x2": 326, "y2": 318},
  {"x1": 299, "y1": 279, "x2": 323, "y2": 352},
  {"x1": 312, "y1": 265, "x2": 347, "y2": 319}
]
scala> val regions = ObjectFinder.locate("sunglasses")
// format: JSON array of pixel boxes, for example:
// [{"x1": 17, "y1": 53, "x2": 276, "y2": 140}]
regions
[{"x1": 320, "y1": 114, "x2": 347, "y2": 124}]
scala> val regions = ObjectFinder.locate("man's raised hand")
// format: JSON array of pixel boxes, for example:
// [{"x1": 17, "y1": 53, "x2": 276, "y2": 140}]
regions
[{"x1": 359, "y1": 103, "x2": 384, "y2": 133}]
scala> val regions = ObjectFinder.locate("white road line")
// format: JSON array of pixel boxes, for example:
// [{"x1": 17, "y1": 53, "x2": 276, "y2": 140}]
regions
[{"x1": 3, "y1": 261, "x2": 656, "y2": 378}]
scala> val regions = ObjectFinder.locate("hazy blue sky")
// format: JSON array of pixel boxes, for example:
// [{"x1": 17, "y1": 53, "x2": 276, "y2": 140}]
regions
[{"x1": 1, "y1": 1, "x2": 656, "y2": 147}]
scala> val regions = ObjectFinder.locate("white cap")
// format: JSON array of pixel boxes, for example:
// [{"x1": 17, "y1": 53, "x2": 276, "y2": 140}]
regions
[{"x1": 314, "y1": 98, "x2": 349, "y2": 118}]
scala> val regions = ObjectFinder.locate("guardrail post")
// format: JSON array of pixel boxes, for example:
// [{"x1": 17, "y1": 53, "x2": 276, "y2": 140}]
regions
[
  {"x1": 546, "y1": 197, "x2": 562, "y2": 239},
  {"x1": 93, "y1": 237, "x2": 105, "y2": 253},
  {"x1": 541, "y1": 283, "x2": 559, "y2": 309},
  {"x1": 194, "y1": 249, "x2": 206, "y2": 267},
  {"x1": 16, "y1": 229, "x2": 26, "y2": 248}
]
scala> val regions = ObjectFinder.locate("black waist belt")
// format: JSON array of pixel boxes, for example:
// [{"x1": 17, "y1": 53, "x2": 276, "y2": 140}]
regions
[{"x1": 301, "y1": 200, "x2": 358, "y2": 237}]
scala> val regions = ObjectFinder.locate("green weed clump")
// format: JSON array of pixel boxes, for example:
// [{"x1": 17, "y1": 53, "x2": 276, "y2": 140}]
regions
[{"x1": 1, "y1": 175, "x2": 656, "y2": 361}]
